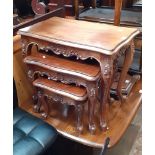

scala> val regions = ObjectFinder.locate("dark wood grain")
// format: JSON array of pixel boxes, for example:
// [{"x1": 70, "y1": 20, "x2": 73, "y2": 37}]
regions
[{"x1": 33, "y1": 78, "x2": 87, "y2": 99}]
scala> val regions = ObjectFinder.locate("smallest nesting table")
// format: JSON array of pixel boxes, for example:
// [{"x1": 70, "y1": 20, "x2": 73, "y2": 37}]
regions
[{"x1": 33, "y1": 78, "x2": 87, "y2": 133}]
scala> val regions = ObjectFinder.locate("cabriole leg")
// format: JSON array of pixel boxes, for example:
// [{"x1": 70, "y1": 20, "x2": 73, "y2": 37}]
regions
[{"x1": 75, "y1": 103, "x2": 84, "y2": 133}]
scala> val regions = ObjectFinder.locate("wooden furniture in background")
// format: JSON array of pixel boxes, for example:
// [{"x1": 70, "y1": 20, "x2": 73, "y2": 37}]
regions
[
  {"x1": 74, "y1": 0, "x2": 142, "y2": 74},
  {"x1": 18, "y1": 17, "x2": 139, "y2": 131},
  {"x1": 31, "y1": 0, "x2": 64, "y2": 15},
  {"x1": 114, "y1": 0, "x2": 123, "y2": 26},
  {"x1": 13, "y1": 0, "x2": 65, "y2": 35},
  {"x1": 13, "y1": 14, "x2": 20, "y2": 25},
  {"x1": 94, "y1": 0, "x2": 141, "y2": 8},
  {"x1": 74, "y1": 0, "x2": 142, "y2": 27}
]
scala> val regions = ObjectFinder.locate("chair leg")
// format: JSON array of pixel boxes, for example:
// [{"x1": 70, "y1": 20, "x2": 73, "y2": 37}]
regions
[
  {"x1": 92, "y1": 0, "x2": 96, "y2": 8},
  {"x1": 75, "y1": 103, "x2": 84, "y2": 133},
  {"x1": 33, "y1": 91, "x2": 42, "y2": 113},
  {"x1": 74, "y1": 0, "x2": 79, "y2": 19},
  {"x1": 41, "y1": 95, "x2": 49, "y2": 119}
]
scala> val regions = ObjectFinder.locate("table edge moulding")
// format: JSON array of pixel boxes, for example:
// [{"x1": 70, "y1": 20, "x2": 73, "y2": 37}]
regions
[{"x1": 18, "y1": 17, "x2": 140, "y2": 55}]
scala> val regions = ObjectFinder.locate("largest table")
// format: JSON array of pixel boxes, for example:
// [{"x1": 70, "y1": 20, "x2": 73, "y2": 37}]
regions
[{"x1": 18, "y1": 17, "x2": 140, "y2": 130}]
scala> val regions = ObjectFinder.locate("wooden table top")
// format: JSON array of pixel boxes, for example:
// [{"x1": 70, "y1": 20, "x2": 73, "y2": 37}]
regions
[
  {"x1": 33, "y1": 78, "x2": 87, "y2": 101},
  {"x1": 24, "y1": 51, "x2": 100, "y2": 81},
  {"x1": 18, "y1": 17, "x2": 140, "y2": 55}
]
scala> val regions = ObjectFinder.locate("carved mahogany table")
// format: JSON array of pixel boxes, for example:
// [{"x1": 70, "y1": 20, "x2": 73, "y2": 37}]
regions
[
  {"x1": 33, "y1": 77, "x2": 87, "y2": 133},
  {"x1": 18, "y1": 17, "x2": 140, "y2": 130}
]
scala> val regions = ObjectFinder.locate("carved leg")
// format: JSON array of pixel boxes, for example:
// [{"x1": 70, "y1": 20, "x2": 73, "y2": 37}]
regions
[
  {"x1": 108, "y1": 59, "x2": 119, "y2": 103},
  {"x1": 32, "y1": 94, "x2": 38, "y2": 104},
  {"x1": 87, "y1": 85, "x2": 96, "y2": 134},
  {"x1": 75, "y1": 103, "x2": 84, "y2": 133},
  {"x1": 41, "y1": 95, "x2": 49, "y2": 119},
  {"x1": 33, "y1": 91, "x2": 42, "y2": 113},
  {"x1": 100, "y1": 57, "x2": 113, "y2": 130},
  {"x1": 99, "y1": 78, "x2": 111, "y2": 130},
  {"x1": 92, "y1": 0, "x2": 96, "y2": 8},
  {"x1": 74, "y1": 0, "x2": 79, "y2": 19},
  {"x1": 107, "y1": 74, "x2": 114, "y2": 104},
  {"x1": 117, "y1": 40, "x2": 135, "y2": 103}
]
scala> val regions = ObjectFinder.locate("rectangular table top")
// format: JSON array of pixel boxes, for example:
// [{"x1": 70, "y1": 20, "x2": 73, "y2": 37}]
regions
[{"x1": 18, "y1": 17, "x2": 140, "y2": 55}]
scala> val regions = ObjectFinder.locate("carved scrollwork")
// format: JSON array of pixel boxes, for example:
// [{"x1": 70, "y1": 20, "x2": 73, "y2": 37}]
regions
[
  {"x1": 21, "y1": 40, "x2": 39, "y2": 57},
  {"x1": 104, "y1": 64, "x2": 111, "y2": 76},
  {"x1": 39, "y1": 43, "x2": 90, "y2": 61},
  {"x1": 27, "y1": 70, "x2": 41, "y2": 81},
  {"x1": 27, "y1": 70, "x2": 34, "y2": 80},
  {"x1": 89, "y1": 88, "x2": 96, "y2": 97},
  {"x1": 100, "y1": 57, "x2": 113, "y2": 78},
  {"x1": 44, "y1": 93, "x2": 76, "y2": 106},
  {"x1": 52, "y1": 94, "x2": 63, "y2": 103},
  {"x1": 23, "y1": 39, "x2": 101, "y2": 65},
  {"x1": 28, "y1": 69, "x2": 87, "y2": 88},
  {"x1": 116, "y1": 44, "x2": 130, "y2": 59},
  {"x1": 21, "y1": 39, "x2": 28, "y2": 57}
]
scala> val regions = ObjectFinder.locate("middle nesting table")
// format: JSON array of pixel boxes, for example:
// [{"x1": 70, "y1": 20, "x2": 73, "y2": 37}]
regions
[{"x1": 19, "y1": 17, "x2": 140, "y2": 132}]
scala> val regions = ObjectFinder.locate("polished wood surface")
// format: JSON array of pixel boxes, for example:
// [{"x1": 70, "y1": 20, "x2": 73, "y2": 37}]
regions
[
  {"x1": 24, "y1": 49, "x2": 100, "y2": 80},
  {"x1": 114, "y1": 0, "x2": 123, "y2": 26},
  {"x1": 31, "y1": 0, "x2": 64, "y2": 15},
  {"x1": 33, "y1": 78, "x2": 87, "y2": 99},
  {"x1": 14, "y1": 1, "x2": 65, "y2": 36},
  {"x1": 18, "y1": 17, "x2": 139, "y2": 55},
  {"x1": 14, "y1": 23, "x2": 141, "y2": 148},
  {"x1": 20, "y1": 79, "x2": 142, "y2": 148}
]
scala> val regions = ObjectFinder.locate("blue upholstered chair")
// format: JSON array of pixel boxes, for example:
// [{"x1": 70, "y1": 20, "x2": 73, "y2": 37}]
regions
[{"x1": 13, "y1": 79, "x2": 58, "y2": 155}]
